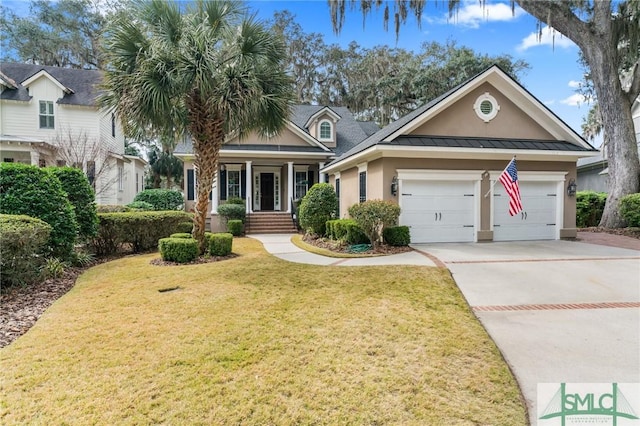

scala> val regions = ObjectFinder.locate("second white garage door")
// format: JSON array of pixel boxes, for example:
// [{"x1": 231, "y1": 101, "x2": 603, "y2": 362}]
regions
[
  {"x1": 400, "y1": 180, "x2": 476, "y2": 243},
  {"x1": 493, "y1": 181, "x2": 558, "y2": 241}
]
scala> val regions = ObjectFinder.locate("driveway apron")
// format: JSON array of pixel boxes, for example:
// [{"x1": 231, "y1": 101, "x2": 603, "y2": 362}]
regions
[{"x1": 413, "y1": 240, "x2": 640, "y2": 425}]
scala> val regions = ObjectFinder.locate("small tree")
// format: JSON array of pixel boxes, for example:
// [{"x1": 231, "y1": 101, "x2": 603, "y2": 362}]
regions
[
  {"x1": 348, "y1": 200, "x2": 400, "y2": 248},
  {"x1": 298, "y1": 183, "x2": 338, "y2": 236}
]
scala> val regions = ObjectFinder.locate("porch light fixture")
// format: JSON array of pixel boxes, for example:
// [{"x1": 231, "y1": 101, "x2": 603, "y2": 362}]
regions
[
  {"x1": 220, "y1": 164, "x2": 225, "y2": 171},
  {"x1": 567, "y1": 178, "x2": 577, "y2": 196},
  {"x1": 391, "y1": 176, "x2": 398, "y2": 196}
]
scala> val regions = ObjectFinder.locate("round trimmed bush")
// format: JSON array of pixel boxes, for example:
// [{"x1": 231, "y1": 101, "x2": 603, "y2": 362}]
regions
[
  {"x1": 0, "y1": 214, "x2": 52, "y2": 287},
  {"x1": 0, "y1": 163, "x2": 78, "y2": 258},
  {"x1": 227, "y1": 219, "x2": 243, "y2": 236},
  {"x1": 134, "y1": 189, "x2": 184, "y2": 211},
  {"x1": 348, "y1": 200, "x2": 400, "y2": 247},
  {"x1": 383, "y1": 225, "x2": 411, "y2": 246},
  {"x1": 298, "y1": 183, "x2": 338, "y2": 236},
  {"x1": 217, "y1": 203, "x2": 246, "y2": 222},
  {"x1": 48, "y1": 166, "x2": 98, "y2": 240},
  {"x1": 226, "y1": 197, "x2": 245, "y2": 205},
  {"x1": 158, "y1": 237, "x2": 198, "y2": 263},
  {"x1": 619, "y1": 193, "x2": 640, "y2": 227},
  {"x1": 209, "y1": 233, "x2": 233, "y2": 256}
]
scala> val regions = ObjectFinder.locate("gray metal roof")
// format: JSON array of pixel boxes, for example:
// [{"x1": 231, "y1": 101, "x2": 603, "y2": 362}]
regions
[
  {"x1": 388, "y1": 136, "x2": 596, "y2": 151},
  {"x1": 221, "y1": 144, "x2": 330, "y2": 154},
  {"x1": 0, "y1": 62, "x2": 102, "y2": 106}
]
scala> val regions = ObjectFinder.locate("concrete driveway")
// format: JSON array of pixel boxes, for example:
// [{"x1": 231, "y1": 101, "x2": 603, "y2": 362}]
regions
[{"x1": 412, "y1": 240, "x2": 640, "y2": 425}]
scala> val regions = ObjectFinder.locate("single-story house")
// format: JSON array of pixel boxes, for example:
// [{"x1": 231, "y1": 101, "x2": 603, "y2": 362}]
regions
[
  {"x1": 176, "y1": 65, "x2": 599, "y2": 241},
  {"x1": 0, "y1": 62, "x2": 147, "y2": 205}
]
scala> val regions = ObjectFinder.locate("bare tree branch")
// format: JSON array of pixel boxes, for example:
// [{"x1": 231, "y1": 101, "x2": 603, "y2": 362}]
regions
[{"x1": 627, "y1": 59, "x2": 640, "y2": 103}]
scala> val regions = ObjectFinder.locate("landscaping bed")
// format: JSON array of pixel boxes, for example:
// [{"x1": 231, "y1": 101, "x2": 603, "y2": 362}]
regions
[{"x1": 301, "y1": 233, "x2": 412, "y2": 255}]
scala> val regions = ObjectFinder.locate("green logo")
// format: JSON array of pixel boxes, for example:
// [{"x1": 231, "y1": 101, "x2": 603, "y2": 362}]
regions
[{"x1": 539, "y1": 383, "x2": 639, "y2": 425}]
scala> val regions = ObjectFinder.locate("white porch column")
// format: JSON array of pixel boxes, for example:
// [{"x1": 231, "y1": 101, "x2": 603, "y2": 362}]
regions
[
  {"x1": 210, "y1": 167, "x2": 219, "y2": 213},
  {"x1": 287, "y1": 161, "x2": 294, "y2": 213},
  {"x1": 245, "y1": 160, "x2": 252, "y2": 214},
  {"x1": 318, "y1": 162, "x2": 326, "y2": 184},
  {"x1": 30, "y1": 151, "x2": 40, "y2": 166}
]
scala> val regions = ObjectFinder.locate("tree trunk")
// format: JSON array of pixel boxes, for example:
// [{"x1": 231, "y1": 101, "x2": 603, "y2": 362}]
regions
[{"x1": 187, "y1": 92, "x2": 225, "y2": 254}]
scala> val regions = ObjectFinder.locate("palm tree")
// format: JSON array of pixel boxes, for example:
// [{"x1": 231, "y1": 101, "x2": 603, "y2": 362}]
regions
[{"x1": 100, "y1": 0, "x2": 293, "y2": 253}]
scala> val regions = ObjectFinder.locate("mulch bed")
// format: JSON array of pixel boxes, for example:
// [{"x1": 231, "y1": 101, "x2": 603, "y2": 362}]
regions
[
  {"x1": 579, "y1": 226, "x2": 640, "y2": 239},
  {"x1": 301, "y1": 234, "x2": 412, "y2": 255}
]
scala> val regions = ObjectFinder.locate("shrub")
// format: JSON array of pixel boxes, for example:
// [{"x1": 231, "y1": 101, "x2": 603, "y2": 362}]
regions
[
  {"x1": 0, "y1": 214, "x2": 51, "y2": 287},
  {"x1": 218, "y1": 203, "x2": 246, "y2": 222},
  {"x1": 97, "y1": 205, "x2": 131, "y2": 213},
  {"x1": 326, "y1": 219, "x2": 358, "y2": 241},
  {"x1": 226, "y1": 197, "x2": 245, "y2": 205},
  {"x1": 42, "y1": 257, "x2": 67, "y2": 279},
  {"x1": 348, "y1": 200, "x2": 400, "y2": 247},
  {"x1": 69, "y1": 250, "x2": 95, "y2": 267},
  {"x1": 575, "y1": 191, "x2": 607, "y2": 228},
  {"x1": 619, "y1": 193, "x2": 640, "y2": 227},
  {"x1": 91, "y1": 211, "x2": 192, "y2": 255},
  {"x1": 209, "y1": 233, "x2": 233, "y2": 256},
  {"x1": 175, "y1": 221, "x2": 193, "y2": 233},
  {"x1": 298, "y1": 183, "x2": 338, "y2": 236},
  {"x1": 383, "y1": 226, "x2": 411, "y2": 246},
  {"x1": 227, "y1": 219, "x2": 244, "y2": 236},
  {"x1": 345, "y1": 222, "x2": 370, "y2": 244},
  {"x1": 134, "y1": 189, "x2": 184, "y2": 211},
  {"x1": 48, "y1": 167, "x2": 98, "y2": 240},
  {"x1": 170, "y1": 233, "x2": 192, "y2": 239},
  {"x1": 126, "y1": 201, "x2": 154, "y2": 211},
  {"x1": 158, "y1": 238, "x2": 198, "y2": 263},
  {"x1": 0, "y1": 163, "x2": 78, "y2": 258}
]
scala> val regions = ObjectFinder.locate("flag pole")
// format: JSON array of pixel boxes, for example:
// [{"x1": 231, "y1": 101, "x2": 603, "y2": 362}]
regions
[{"x1": 483, "y1": 156, "x2": 516, "y2": 198}]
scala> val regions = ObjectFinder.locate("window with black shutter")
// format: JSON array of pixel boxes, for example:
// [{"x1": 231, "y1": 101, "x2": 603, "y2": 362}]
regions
[
  {"x1": 359, "y1": 172, "x2": 366, "y2": 203},
  {"x1": 187, "y1": 169, "x2": 195, "y2": 201},
  {"x1": 335, "y1": 178, "x2": 340, "y2": 215}
]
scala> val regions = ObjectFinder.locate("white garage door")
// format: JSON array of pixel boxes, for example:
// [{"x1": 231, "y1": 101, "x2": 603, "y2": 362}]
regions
[
  {"x1": 493, "y1": 181, "x2": 558, "y2": 241},
  {"x1": 400, "y1": 180, "x2": 476, "y2": 243}
]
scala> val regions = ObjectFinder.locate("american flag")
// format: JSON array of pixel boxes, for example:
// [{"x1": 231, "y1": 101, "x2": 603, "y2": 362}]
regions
[{"x1": 499, "y1": 158, "x2": 523, "y2": 216}]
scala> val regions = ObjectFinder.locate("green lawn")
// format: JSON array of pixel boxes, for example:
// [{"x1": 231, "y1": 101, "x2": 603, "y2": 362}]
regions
[{"x1": 0, "y1": 238, "x2": 526, "y2": 425}]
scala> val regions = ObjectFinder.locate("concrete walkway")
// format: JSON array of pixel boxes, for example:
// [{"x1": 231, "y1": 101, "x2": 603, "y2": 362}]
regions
[{"x1": 251, "y1": 234, "x2": 640, "y2": 425}]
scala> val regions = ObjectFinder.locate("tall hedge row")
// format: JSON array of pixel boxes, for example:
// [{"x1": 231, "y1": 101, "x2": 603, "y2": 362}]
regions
[
  {"x1": 576, "y1": 191, "x2": 607, "y2": 228},
  {"x1": 133, "y1": 189, "x2": 184, "y2": 211},
  {"x1": 48, "y1": 166, "x2": 98, "y2": 240},
  {"x1": 0, "y1": 163, "x2": 78, "y2": 258},
  {"x1": 91, "y1": 211, "x2": 192, "y2": 255}
]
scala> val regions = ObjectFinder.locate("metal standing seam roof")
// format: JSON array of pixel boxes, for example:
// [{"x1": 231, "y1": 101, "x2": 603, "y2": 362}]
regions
[
  {"x1": 0, "y1": 62, "x2": 102, "y2": 106},
  {"x1": 387, "y1": 136, "x2": 596, "y2": 152}
]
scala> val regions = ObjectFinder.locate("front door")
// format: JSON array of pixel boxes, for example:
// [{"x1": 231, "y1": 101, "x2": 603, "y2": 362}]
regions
[{"x1": 260, "y1": 173, "x2": 274, "y2": 210}]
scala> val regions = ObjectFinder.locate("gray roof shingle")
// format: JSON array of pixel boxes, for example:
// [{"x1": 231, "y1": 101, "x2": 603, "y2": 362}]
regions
[{"x1": 0, "y1": 62, "x2": 102, "y2": 106}]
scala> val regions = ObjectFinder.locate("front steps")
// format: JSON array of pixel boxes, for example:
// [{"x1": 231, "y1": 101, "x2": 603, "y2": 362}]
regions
[{"x1": 245, "y1": 212, "x2": 298, "y2": 234}]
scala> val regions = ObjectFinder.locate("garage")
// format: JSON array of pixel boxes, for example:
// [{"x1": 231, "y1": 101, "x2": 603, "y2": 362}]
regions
[
  {"x1": 493, "y1": 180, "x2": 559, "y2": 241},
  {"x1": 400, "y1": 178, "x2": 477, "y2": 243}
]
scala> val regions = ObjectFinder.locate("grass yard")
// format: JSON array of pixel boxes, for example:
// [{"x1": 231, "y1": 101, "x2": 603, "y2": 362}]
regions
[{"x1": 1, "y1": 238, "x2": 526, "y2": 425}]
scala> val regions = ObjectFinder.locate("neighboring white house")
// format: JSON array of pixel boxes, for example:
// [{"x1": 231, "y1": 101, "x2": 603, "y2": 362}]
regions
[
  {"x1": 577, "y1": 97, "x2": 640, "y2": 192},
  {"x1": 0, "y1": 62, "x2": 146, "y2": 205}
]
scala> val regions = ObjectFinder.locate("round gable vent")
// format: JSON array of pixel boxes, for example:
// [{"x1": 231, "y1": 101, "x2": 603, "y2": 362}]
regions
[{"x1": 474, "y1": 93, "x2": 500, "y2": 122}]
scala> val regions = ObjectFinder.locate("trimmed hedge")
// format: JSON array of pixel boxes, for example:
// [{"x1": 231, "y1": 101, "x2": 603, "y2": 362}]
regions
[
  {"x1": 175, "y1": 221, "x2": 193, "y2": 233},
  {"x1": 158, "y1": 237, "x2": 199, "y2": 263},
  {"x1": 97, "y1": 205, "x2": 131, "y2": 213},
  {"x1": 91, "y1": 211, "x2": 192, "y2": 255},
  {"x1": 170, "y1": 233, "x2": 192, "y2": 239},
  {"x1": 0, "y1": 214, "x2": 52, "y2": 287},
  {"x1": 48, "y1": 166, "x2": 98, "y2": 240},
  {"x1": 620, "y1": 193, "x2": 640, "y2": 227},
  {"x1": 209, "y1": 233, "x2": 233, "y2": 256},
  {"x1": 326, "y1": 218, "x2": 362, "y2": 241},
  {"x1": 383, "y1": 226, "x2": 411, "y2": 246},
  {"x1": 227, "y1": 219, "x2": 244, "y2": 236},
  {"x1": 126, "y1": 201, "x2": 154, "y2": 211},
  {"x1": 226, "y1": 197, "x2": 245, "y2": 205},
  {"x1": 0, "y1": 163, "x2": 78, "y2": 258},
  {"x1": 348, "y1": 200, "x2": 400, "y2": 246},
  {"x1": 217, "y1": 203, "x2": 246, "y2": 222},
  {"x1": 133, "y1": 189, "x2": 184, "y2": 211},
  {"x1": 298, "y1": 183, "x2": 338, "y2": 236},
  {"x1": 576, "y1": 191, "x2": 607, "y2": 228},
  {"x1": 345, "y1": 222, "x2": 370, "y2": 244}
]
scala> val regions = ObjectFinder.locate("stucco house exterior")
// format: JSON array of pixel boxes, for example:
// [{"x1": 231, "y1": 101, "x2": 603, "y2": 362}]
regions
[
  {"x1": 576, "y1": 97, "x2": 640, "y2": 192},
  {"x1": 0, "y1": 62, "x2": 146, "y2": 205},
  {"x1": 323, "y1": 65, "x2": 598, "y2": 243}
]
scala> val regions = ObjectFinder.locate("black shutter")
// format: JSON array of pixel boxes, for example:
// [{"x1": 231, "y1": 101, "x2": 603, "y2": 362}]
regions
[
  {"x1": 241, "y1": 168, "x2": 247, "y2": 199},
  {"x1": 220, "y1": 169, "x2": 227, "y2": 200},
  {"x1": 187, "y1": 169, "x2": 194, "y2": 201},
  {"x1": 335, "y1": 178, "x2": 340, "y2": 216},
  {"x1": 307, "y1": 170, "x2": 314, "y2": 187},
  {"x1": 359, "y1": 172, "x2": 366, "y2": 203}
]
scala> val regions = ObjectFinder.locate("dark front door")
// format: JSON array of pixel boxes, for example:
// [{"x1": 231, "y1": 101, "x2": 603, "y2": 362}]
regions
[{"x1": 260, "y1": 173, "x2": 274, "y2": 210}]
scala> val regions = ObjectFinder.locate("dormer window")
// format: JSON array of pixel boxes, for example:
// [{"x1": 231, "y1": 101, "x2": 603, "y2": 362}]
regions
[{"x1": 319, "y1": 120, "x2": 332, "y2": 141}]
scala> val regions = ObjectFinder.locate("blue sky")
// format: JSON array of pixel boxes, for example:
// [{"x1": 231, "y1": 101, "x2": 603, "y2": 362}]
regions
[{"x1": 3, "y1": 0, "x2": 595, "y2": 145}]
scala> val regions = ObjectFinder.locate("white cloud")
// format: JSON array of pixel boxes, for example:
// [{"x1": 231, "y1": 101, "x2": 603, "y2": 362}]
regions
[
  {"x1": 543, "y1": 100, "x2": 556, "y2": 106},
  {"x1": 425, "y1": 1, "x2": 524, "y2": 28},
  {"x1": 517, "y1": 26, "x2": 576, "y2": 51},
  {"x1": 567, "y1": 80, "x2": 582, "y2": 88},
  {"x1": 560, "y1": 94, "x2": 590, "y2": 107}
]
